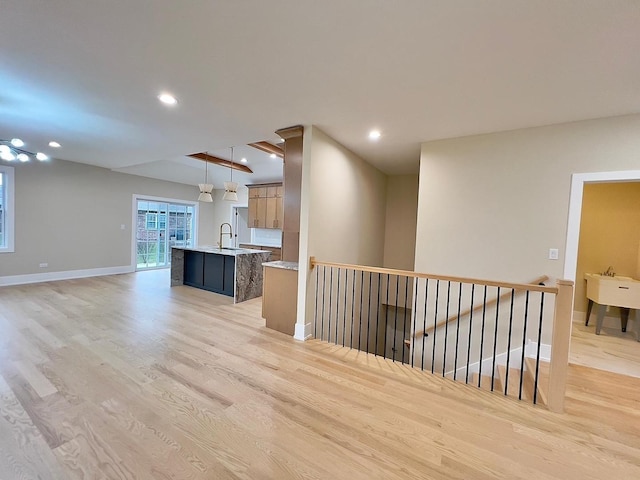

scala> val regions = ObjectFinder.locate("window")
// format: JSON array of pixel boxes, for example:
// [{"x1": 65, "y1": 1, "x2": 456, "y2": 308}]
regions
[
  {"x1": 0, "y1": 165, "x2": 15, "y2": 253},
  {"x1": 146, "y1": 213, "x2": 158, "y2": 230}
]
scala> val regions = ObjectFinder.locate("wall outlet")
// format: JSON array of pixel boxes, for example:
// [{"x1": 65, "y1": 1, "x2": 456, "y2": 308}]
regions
[
  {"x1": 39, "y1": 263, "x2": 48, "y2": 268},
  {"x1": 548, "y1": 248, "x2": 559, "y2": 260},
  {"x1": 120, "y1": 224, "x2": 126, "y2": 230}
]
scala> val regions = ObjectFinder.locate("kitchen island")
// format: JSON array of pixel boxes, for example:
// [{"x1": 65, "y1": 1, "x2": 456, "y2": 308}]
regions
[{"x1": 171, "y1": 246, "x2": 271, "y2": 303}]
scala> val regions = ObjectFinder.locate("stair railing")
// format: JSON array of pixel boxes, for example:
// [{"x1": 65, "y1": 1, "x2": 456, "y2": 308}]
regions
[
  {"x1": 309, "y1": 258, "x2": 574, "y2": 413},
  {"x1": 413, "y1": 275, "x2": 550, "y2": 339}
]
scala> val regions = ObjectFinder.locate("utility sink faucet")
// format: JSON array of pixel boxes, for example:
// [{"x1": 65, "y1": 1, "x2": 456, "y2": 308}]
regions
[
  {"x1": 219, "y1": 222, "x2": 233, "y2": 249},
  {"x1": 602, "y1": 266, "x2": 615, "y2": 277}
]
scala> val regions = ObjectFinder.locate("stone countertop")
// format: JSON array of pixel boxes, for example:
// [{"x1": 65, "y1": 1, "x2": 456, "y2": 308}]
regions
[
  {"x1": 263, "y1": 261, "x2": 299, "y2": 271},
  {"x1": 172, "y1": 245, "x2": 270, "y2": 257},
  {"x1": 240, "y1": 243, "x2": 282, "y2": 249}
]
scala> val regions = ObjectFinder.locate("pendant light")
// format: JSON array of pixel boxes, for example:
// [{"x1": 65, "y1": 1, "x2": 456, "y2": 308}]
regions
[
  {"x1": 198, "y1": 154, "x2": 213, "y2": 202},
  {"x1": 223, "y1": 146, "x2": 239, "y2": 202}
]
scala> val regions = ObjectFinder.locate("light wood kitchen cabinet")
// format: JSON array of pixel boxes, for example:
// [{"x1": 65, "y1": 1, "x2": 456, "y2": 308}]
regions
[
  {"x1": 248, "y1": 194, "x2": 267, "y2": 228},
  {"x1": 249, "y1": 187, "x2": 267, "y2": 199},
  {"x1": 266, "y1": 186, "x2": 283, "y2": 198},
  {"x1": 266, "y1": 197, "x2": 283, "y2": 229},
  {"x1": 276, "y1": 194, "x2": 283, "y2": 226},
  {"x1": 247, "y1": 183, "x2": 283, "y2": 229}
]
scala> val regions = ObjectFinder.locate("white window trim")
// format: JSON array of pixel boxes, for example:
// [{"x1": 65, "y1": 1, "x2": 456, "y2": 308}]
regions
[{"x1": 0, "y1": 165, "x2": 15, "y2": 253}]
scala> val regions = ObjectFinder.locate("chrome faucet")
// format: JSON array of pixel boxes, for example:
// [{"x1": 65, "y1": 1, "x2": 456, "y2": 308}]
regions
[
  {"x1": 602, "y1": 266, "x2": 615, "y2": 277},
  {"x1": 219, "y1": 222, "x2": 233, "y2": 249}
]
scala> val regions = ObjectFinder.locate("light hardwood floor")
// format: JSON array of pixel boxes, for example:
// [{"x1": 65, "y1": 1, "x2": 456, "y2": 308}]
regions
[
  {"x1": 570, "y1": 317, "x2": 640, "y2": 378},
  {"x1": 1, "y1": 269, "x2": 639, "y2": 479}
]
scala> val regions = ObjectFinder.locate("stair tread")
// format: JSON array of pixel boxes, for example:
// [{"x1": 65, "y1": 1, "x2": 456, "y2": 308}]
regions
[
  {"x1": 470, "y1": 372, "x2": 502, "y2": 393},
  {"x1": 524, "y1": 357, "x2": 549, "y2": 406},
  {"x1": 497, "y1": 364, "x2": 531, "y2": 401},
  {"x1": 307, "y1": 339, "x2": 548, "y2": 409}
]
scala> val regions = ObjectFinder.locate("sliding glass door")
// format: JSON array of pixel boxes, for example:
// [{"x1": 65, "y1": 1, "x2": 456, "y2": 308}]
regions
[{"x1": 136, "y1": 199, "x2": 195, "y2": 270}]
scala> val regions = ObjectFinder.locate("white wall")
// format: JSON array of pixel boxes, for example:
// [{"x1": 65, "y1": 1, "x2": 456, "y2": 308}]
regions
[
  {"x1": 383, "y1": 175, "x2": 418, "y2": 270},
  {"x1": 297, "y1": 126, "x2": 388, "y2": 339},
  {"x1": 303, "y1": 127, "x2": 387, "y2": 266},
  {"x1": 416, "y1": 113, "x2": 640, "y2": 283},
  {"x1": 415, "y1": 114, "x2": 640, "y2": 348},
  {"x1": 0, "y1": 158, "x2": 217, "y2": 279},
  {"x1": 209, "y1": 187, "x2": 249, "y2": 247}
]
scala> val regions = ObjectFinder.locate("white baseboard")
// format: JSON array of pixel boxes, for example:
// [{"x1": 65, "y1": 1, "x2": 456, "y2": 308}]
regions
[
  {"x1": 0, "y1": 265, "x2": 135, "y2": 287},
  {"x1": 294, "y1": 322, "x2": 313, "y2": 341},
  {"x1": 449, "y1": 340, "x2": 551, "y2": 377}
]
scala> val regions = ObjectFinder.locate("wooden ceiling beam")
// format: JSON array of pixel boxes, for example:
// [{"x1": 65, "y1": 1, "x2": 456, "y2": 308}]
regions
[
  {"x1": 248, "y1": 141, "x2": 284, "y2": 158},
  {"x1": 188, "y1": 152, "x2": 254, "y2": 174}
]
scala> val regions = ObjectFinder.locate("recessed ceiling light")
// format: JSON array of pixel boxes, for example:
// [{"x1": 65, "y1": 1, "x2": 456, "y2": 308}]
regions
[
  {"x1": 240, "y1": 157, "x2": 247, "y2": 163},
  {"x1": 36, "y1": 152, "x2": 48, "y2": 161},
  {"x1": 368, "y1": 130, "x2": 381, "y2": 140},
  {"x1": 10, "y1": 138, "x2": 24, "y2": 147},
  {"x1": 157, "y1": 93, "x2": 178, "y2": 105},
  {"x1": 270, "y1": 153, "x2": 276, "y2": 159},
  {"x1": 49, "y1": 141, "x2": 61, "y2": 148}
]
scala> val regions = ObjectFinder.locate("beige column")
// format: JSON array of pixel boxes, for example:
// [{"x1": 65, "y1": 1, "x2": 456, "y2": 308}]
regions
[{"x1": 275, "y1": 125, "x2": 304, "y2": 263}]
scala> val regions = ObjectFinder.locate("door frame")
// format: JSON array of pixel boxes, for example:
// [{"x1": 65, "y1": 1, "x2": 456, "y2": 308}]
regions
[
  {"x1": 231, "y1": 204, "x2": 249, "y2": 247},
  {"x1": 131, "y1": 194, "x2": 199, "y2": 270}
]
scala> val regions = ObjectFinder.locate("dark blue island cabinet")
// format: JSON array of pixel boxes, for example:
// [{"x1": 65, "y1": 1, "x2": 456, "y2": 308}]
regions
[
  {"x1": 171, "y1": 246, "x2": 271, "y2": 303},
  {"x1": 184, "y1": 250, "x2": 235, "y2": 297}
]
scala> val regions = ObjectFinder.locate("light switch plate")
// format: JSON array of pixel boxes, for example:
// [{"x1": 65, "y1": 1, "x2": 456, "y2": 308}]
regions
[{"x1": 548, "y1": 248, "x2": 559, "y2": 260}]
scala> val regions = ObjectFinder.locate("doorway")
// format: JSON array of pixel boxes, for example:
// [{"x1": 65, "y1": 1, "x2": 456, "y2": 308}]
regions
[
  {"x1": 564, "y1": 170, "x2": 640, "y2": 377},
  {"x1": 232, "y1": 206, "x2": 251, "y2": 247},
  {"x1": 134, "y1": 198, "x2": 197, "y2": 270}
]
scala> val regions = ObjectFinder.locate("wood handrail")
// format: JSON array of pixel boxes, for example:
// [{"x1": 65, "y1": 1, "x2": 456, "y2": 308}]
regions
[
  {"x1": 309, "y1": 258, "x2": 557, "y2": 294},
  {"x1": 413, "y1": 275, "x2": 550, "y2": 338}
]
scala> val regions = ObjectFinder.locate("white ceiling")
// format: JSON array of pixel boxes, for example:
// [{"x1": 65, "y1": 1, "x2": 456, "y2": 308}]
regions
[
  {"x1": 1, "y1": 1, "x2": 640, "y2": 187},
  {"x1": 113, "y1": 146, "x2": 284, "y2": 190}
]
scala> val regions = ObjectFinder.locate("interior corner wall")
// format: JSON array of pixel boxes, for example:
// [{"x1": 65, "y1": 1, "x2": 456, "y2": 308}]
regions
[
  {"x1": 574, "y1": 182, "x2": 640, "y2": 312},
  {"x1": 383, "y1": 175, "x2": 418, "y2": 270},
  {"x1": 0, "y1": 158, "x2": 217, "y2": 278},
  {"x1": 304, "y1": 127, "x2": 387, "y2": 266},
  {"x1": 416, "y1": 113, "x2": 640, "y2": 284},
  {"x1": 296, "y1": 126, "x2": 387, "y2": 338}
]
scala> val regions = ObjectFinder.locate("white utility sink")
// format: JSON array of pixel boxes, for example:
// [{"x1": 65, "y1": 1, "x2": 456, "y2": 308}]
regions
[
  {"x1": 584, "y1": 273, "x2": 640, "y2": 339},
  {"x1": 585, "y1": 273, "x2": 640, "y2": 310}
]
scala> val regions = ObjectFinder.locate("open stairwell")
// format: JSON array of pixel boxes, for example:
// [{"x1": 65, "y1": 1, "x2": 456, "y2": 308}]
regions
[
  {"x1": 462, "y1": 353, "x2": 551, "y2": 406},
  {"x1": 311, "y1": 335, "x2": 552, "y2": 409},
  {"x1": 309, "y1": 258, "x2": 573, "y2": 412}
]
